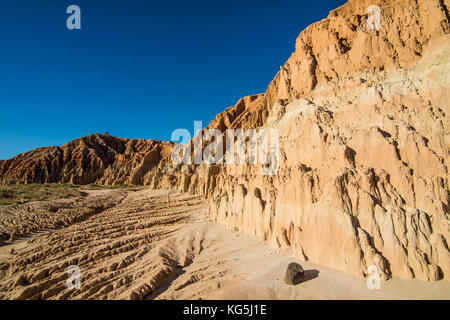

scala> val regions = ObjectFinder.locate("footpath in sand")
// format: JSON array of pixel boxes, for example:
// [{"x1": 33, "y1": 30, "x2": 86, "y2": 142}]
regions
[{"x1": 0, "y1": 189, "x2": 449, "y2": 300}]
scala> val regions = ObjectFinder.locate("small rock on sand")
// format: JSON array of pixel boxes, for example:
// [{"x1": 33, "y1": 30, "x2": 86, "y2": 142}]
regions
[{"x1": 284, "y1": 262, "x2": 304, "y2": 285}]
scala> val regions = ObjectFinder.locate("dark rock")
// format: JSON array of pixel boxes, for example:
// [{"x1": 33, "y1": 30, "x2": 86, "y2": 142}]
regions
[{"x1": 284, "y1": 262, "x2": 304, "y2": 285}]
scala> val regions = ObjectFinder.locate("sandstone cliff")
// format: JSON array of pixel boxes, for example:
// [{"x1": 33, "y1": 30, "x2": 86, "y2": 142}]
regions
[
  {"x1": 1, "y1": 0, "x2": 449, "y2": 281},
  {"x1": 177, "y1": 0, "x2": 450, "y2": 282}
]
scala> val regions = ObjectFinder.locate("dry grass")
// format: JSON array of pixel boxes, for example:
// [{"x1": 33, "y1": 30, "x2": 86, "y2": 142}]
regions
[{"x1": 0, "y1": 183, "x2": 142, "y2": 206}]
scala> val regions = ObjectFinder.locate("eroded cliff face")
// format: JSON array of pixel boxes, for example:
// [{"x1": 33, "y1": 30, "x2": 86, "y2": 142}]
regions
[
  {"x1": 0, "y1": 0, "x2": 448, "y2": 281},
  {"x1": 265, "y1": 0, "x2": 450, "y2": 109},
  {"x1": 206, "y1": 36, "x2": 450, "y2": 282},
  {"x1": 177, "y1": 0, "x2": 450, "y2": 281}
]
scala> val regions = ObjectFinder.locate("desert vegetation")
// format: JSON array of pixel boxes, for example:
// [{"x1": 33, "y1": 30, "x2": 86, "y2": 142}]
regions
[{"x1": 0, "y1": 183, "x2": 141, "y2": 206}]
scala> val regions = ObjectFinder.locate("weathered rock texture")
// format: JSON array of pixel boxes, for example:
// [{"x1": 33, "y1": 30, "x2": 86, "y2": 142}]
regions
[
  {"x1": 0, "y1": 134, "x2": 174, "y2": 186},
  {"x1": 202, "y1": 0, "x2": 450, "y2": 282},
  {"x1": 1, "y1": 0, "x2": 449, "y2": 281}
]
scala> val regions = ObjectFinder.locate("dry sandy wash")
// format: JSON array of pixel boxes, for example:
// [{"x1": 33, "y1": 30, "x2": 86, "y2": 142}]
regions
[{"x1": 0, "y1": 189, "x2": 448, "y2": 300}]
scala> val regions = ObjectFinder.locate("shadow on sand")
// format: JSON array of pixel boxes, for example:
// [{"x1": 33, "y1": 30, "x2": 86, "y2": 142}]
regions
[{"x1": 302, "y1": 269, "x2": 320, "y2": 283}]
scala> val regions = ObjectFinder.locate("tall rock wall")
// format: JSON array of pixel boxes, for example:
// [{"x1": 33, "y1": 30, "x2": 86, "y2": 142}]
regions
[
  {"x1": 205, "y1": 36, "x2": 450, "y2": 281},
  {"x1": 179, "y1": 0, "x2": 450, "y2": 281}
]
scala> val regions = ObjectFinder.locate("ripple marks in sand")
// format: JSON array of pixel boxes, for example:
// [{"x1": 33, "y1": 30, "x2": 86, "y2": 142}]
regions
[{"x1": 0, "y1": 189, "x2": 213, "y2": 300}]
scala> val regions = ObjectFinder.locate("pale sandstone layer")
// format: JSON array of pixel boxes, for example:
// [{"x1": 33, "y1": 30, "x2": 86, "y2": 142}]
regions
[{"x1": 0, "y1": 0, "x2": 449, "y2": 282}]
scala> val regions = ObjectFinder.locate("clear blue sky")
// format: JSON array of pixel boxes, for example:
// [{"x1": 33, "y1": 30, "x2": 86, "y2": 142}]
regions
[{"x1": 0, "y1": 0, "x2": 346, "y2": 160}]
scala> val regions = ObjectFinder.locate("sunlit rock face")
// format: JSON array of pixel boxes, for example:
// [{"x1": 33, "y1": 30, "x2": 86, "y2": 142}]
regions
[
  {"x1": 196, "y1": 0, "x2": 450, "y2": 282},
  {"x1": 1, "y1": 0, "x2": 449, "y2": 281}
]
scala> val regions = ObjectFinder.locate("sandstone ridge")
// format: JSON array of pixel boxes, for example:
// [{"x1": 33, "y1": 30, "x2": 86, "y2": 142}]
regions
[{"x1": 0, "y1": 134, "x2": 174, "y2": 186}]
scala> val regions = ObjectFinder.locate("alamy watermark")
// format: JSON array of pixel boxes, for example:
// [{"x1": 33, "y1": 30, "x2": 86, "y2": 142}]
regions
[
  {"x1": 66, "y1": 5, "x2": 81, "y2": 30},
  {"x1": 171, "y1": 121, "x2": 279, "y2": 176},
  {"x1": 66, "y1": 265, "x2": 81, "y2": 290},
  {"x1": 366, "y1": 264, "x2": 381, "y2": 290},
  {"x1": 366, "y1": 5, "x2": 382, "y2": 31}
]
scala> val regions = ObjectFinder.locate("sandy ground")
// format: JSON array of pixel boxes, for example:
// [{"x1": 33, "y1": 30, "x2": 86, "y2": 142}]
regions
[{"x1": 0, "y1": 189, "x2": 448, "y2": 300}]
